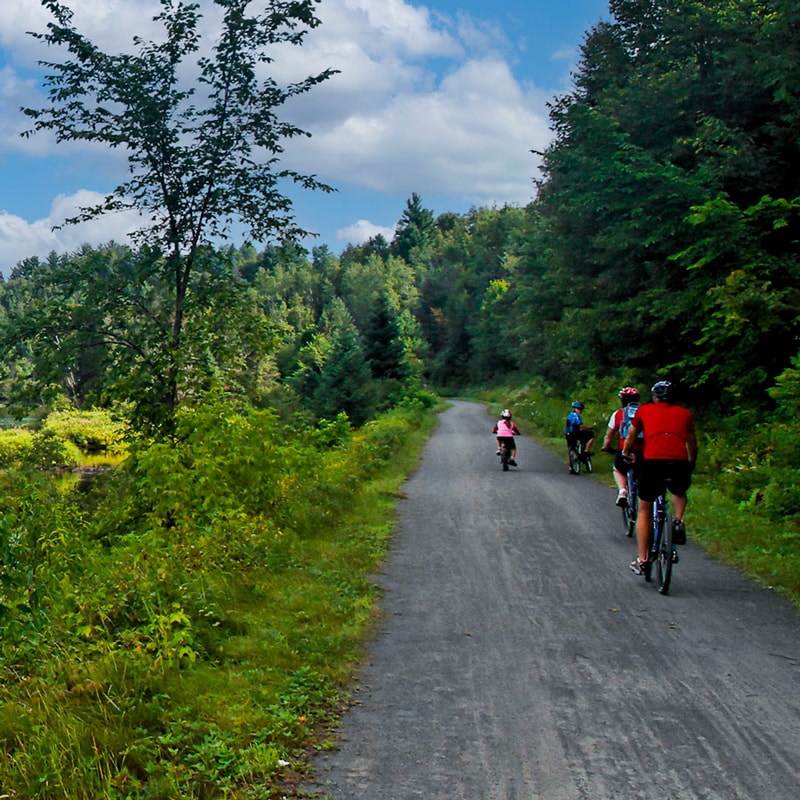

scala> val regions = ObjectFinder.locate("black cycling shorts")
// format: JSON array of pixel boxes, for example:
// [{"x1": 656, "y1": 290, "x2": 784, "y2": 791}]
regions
[
  {"x1": 637, "y1": 459, "x2": 693, "y2": 502},
  {"x1": 565, "y1": 429, "x2": 594, "y2": 447}
]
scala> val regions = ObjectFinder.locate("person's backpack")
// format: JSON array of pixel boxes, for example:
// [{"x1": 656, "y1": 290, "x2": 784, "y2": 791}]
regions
[{"x1": 619, "y1": 403, "x2": 642, "y2": 440}]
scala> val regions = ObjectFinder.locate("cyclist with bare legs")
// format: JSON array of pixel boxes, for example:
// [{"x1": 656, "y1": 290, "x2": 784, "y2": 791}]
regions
[
  {"x1": 621, "y1": 381, "x2": 697, "y2": 576},
  {"x1": 602, "y1": 387, "x2": 642, "y2": 506}
]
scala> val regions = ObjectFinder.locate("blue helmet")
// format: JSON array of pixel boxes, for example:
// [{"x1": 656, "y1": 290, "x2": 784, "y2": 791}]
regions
[{"x1": 572, "y1": 401, "x2": 584, "y2": 409}]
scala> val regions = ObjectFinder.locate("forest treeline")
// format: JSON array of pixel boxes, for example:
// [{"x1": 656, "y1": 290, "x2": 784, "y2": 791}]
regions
[
  {"x1": 1, "y1": 1, "x2": 799, "y2": 502},
  {"x1": 3, "y1": 1, "x2": 800, "y2": 414},
  {"x1": 0, "y1": 0, "x2": 798, "y2": 521}
]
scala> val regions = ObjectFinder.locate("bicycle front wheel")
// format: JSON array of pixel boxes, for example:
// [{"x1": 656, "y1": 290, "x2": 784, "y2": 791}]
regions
[
  {"x1": 622, "y1": 500, "x2": 635, "y2": 537},
  {"x1": 656, "y1": 507, "x2": 674, "y2": 595}
]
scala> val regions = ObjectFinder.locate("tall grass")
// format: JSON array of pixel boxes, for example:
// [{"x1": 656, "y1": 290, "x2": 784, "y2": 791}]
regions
[{"x1": 0, "y1": 393, "x2": 441, "y2": 798}]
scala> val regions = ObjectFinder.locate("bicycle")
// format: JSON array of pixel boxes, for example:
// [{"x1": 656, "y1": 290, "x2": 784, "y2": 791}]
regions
[
  {"x1": 567, "y1": 437, "x2": 593, "y2": 475},
  {"x1": 642, "y1": 490, "x2": 675, "y2": 594},
  {"x1": 499, "y1": 438, "x2": 514, "y2": 471}
]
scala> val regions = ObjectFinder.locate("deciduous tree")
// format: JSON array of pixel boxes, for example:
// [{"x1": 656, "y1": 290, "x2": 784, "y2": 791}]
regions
[{"x1": 21, "y1": 0, "x2": 336, "y2": 434}]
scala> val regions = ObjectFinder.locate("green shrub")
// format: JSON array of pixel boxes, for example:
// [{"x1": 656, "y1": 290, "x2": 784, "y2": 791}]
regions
[
  {"x1": 0, "y1": 428, "x2": 36, "y2": 468},
  {"x1": 0, "y1": 427, "x2": 85, "y2": 471},
  {"x1": 40, "y1": 408, "x2": 129, "y2": 454},
  {"x1": 29, "y1": 429, "x2": 83, "y2": 470},
  {"x1": 0, "y1": 393, "x2": 439, "y2": 798}
]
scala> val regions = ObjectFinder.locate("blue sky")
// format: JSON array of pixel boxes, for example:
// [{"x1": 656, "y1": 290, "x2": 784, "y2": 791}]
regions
[{"x1": 0, "y1": 1, "x2": 610, "y2": 276}]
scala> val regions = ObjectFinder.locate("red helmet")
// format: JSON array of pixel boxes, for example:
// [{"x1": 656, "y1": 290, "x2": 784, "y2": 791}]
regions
[{"x1": 618, "y1": 387, "x2": 640, "y2": 402}]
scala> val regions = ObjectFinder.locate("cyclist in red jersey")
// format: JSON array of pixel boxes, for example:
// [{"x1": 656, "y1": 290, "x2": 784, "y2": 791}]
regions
[{"x1": 621, "y1": 381, "x2": 697, "y2": 576}]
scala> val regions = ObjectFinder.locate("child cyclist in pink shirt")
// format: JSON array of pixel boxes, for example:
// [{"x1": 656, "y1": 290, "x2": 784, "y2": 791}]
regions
[{"x1": 493, "y1": 409, "x2": 520, "y2": 466}]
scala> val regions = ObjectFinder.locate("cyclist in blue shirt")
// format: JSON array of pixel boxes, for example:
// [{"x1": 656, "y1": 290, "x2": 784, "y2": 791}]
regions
[{"x1": 565, "y1": 401, "x2": 595, "y2": 471}]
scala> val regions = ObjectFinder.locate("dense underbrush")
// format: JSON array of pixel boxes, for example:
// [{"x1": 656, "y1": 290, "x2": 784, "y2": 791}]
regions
[{"x1": 0, "y1": 392, "x2": 440, "y2": 798}]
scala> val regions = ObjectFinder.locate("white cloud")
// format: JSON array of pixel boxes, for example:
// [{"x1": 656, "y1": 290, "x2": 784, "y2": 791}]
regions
[
  {"x1": 336, "y1": 219, "x2": 396, "y2": 245},
  {"x1": 0, "y1": 0, "x2": 561, "y2": 270},
  {"x1": 273, "y1": 2, "x2": 549, "y2": 207},
  {"x1": 334, "y1": 0, "x2": 457, "y2": 58},
  {"x1": 285, "y1": 57, "x2": 548, "y2": 206},
  {"x1": 0, "y1": 190, "x2": 141, "y2": 273},
  {"x1": 0, "y1": 0, "x2": 169, "y2": 56}
]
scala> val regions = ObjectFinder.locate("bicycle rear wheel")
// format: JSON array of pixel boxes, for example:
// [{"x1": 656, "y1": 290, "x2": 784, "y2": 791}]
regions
[
  {"x1": 656, "y1": 505, "x2": 674, "y2": 595},
  {"x1": 621, "y1": 502, "x2": 631, "y2": 533},
  {"x1": 624, "y1": 474, "x2": 637, "y2": 537},
  {"x1": 568, "y1": 446, "x2": 581, "y2": 474}
]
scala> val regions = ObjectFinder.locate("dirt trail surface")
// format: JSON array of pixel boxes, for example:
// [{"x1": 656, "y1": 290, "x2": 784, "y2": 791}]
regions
[{"x1": 302, "y1": 400, "x2": 800, "y2": 799}]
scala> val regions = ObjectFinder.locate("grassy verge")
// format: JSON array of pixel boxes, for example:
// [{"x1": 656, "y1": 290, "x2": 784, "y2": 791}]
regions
[
  {"x1": 470, "y1": 383, "x2": 800, "y2": 609},
  {"x1": 0, "y1": 398, "x2": 443, "y2": 798}
]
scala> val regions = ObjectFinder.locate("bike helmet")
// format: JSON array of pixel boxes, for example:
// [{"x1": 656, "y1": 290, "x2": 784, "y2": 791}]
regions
[
  {"x1": 618, "y1": 386, "x2": 640, "y2": 403},
  {"x1": 572, "y1": 401, "x2": 584, "y2": 409},
  {"x1": 651, "y1": 381, "x2": 672, "y2": 400},
  {"x1": 501, "y1": 408, "x2": 512, "y2": 419}
]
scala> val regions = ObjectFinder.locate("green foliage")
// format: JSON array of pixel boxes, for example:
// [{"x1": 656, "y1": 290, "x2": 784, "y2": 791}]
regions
[
  {"x1": 694, "y1": 355, "x2": 800, "y2": 522},
  {"x1": 40, "y1": 407, "x2": 128, "y2": 453},
  {"x1": 672, "y1": 194, "x2": 800, "y2": 400},
  {"x1": 0, "y1": 425, "x2": 84, "y2": 470},
  {"x1": 27, "y1": 429, "x2": 83, "y2": 470},
  {"x1": 517, "y1": 0, "x2": 800, "y2": 401},
  {"x1": 0, "y1": 427, "x2": 36, "y2": 468},
  {"x1": 16, "y1": 0, "x2": 336, "y2": 434},
  {"x1": 415, "y1": 205, "x2": 526, "y2": 387},
  {"x1": 0, "y1": 396, "x2": 439, "y2": 798},
  {"x1": 288, "y1": 297, "x2": 376, "y2": 426},
  {"x1": 391, "y1": 192, "x2": 436, "y2": 263}
]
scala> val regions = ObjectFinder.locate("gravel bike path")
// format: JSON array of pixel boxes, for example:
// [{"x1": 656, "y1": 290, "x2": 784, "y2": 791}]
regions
[{"x1": 302, "y1": 399, "x2": 800, "y2": 799}]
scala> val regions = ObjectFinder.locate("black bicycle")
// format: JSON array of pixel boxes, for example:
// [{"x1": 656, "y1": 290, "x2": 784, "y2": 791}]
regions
[
  {"x1": 642, "y1": 490, "x2": 674, "y2": 594},
  {"x1": 568, "y1": 437, "x2": 593, "y2": 475},
  {"x1": 499, "y1": 439, "x2": 515, "y2": 471}
]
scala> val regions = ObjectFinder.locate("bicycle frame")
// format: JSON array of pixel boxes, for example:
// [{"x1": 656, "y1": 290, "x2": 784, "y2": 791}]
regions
[{"x1": 646, "y1": 491, "x2": 674, "y2": 594}]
